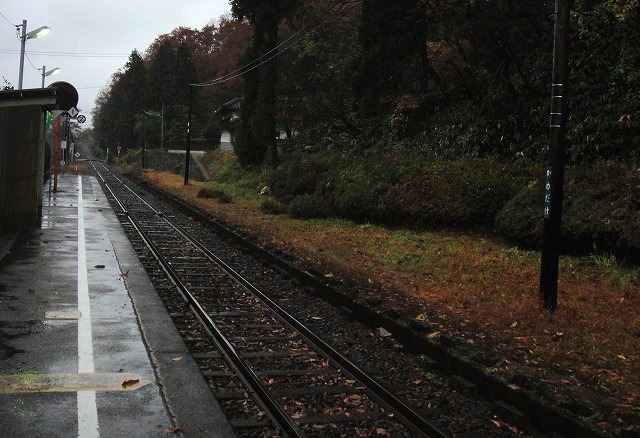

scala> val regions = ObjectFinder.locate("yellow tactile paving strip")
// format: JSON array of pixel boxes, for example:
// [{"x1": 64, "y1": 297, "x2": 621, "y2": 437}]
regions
[
  {"x1": 45, "y1": 310, "x2": 81, "y2": 320},
  {"x1": 0, "y1": 373, "x2": 148, "y2": 394}
]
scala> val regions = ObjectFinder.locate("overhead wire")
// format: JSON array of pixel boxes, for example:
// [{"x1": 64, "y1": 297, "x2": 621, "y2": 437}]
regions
[
  {"x1": 163, "y1": 88, "x2": 190, "y2": 112},
  {"x1": 191, "y1": 2, "x2": 343, "y2": 87},
  {"x1": 0, "y1": 48, "x2": 129, "y2": 58},
  {"x1": 191, "y1": 1, "x2": 354, "y2": 88},
  {"x1": 24, "y1": 52, "x2": 38, "y2": 70},
  {"x1": 0, "y1": 11, "x2": 15, "y2": 27}
]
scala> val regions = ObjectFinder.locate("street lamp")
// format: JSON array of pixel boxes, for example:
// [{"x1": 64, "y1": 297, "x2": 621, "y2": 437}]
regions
[
  {"x1": 17, "y1": 20, "x2": 51, "y2": 90},
  {"x1": 40, "y1": 66, "x2": 61, "y2": 88}
]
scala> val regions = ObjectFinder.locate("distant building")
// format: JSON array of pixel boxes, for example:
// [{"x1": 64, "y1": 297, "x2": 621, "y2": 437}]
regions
[
  {"x1": 216, "y1": 97, "x2": 241, "y2": 150},
  {"x1": 164, "y1": 139, "x2": 214, "y2": 154},
  {"x1": 216, "y1": 95, "x2": 301, "y2": 150}
]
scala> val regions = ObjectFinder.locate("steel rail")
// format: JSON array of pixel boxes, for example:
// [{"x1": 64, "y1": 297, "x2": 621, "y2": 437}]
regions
[
  {"x1": 93, "y1": 162, "x2": 449, "y2": 438},
  {"x1": 92, "y1": 162, "x2": 303, "y2": 437}
]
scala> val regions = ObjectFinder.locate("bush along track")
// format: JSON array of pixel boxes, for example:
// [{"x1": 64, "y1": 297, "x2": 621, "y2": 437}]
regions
[{"x1": 129, "y1": 171, "x2": 638, "y2": 437}]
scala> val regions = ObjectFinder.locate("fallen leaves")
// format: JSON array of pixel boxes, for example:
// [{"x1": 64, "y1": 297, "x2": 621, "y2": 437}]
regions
[
  {"x1": 490, "y1": 418, "x2": 521, "y2": 434},
  {"x1": 142, "y1": 167, "x2": 640, "y2": 434},
  {"x1": 121, "y1": 378, "x2": 140, "y2": 389},
  {"x1": 94, "y1": 264, "x2": 105, "y2": 269}
]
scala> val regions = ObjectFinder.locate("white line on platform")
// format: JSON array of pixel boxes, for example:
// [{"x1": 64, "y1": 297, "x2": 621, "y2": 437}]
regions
[{"x1": 77, "y1": 176, "x2": 100, "y2": 437}]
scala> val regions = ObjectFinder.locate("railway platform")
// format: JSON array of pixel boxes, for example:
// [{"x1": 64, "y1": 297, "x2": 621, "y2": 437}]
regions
[{"x1": 0, "y1": 174, "x2": 234, "y2": 437}]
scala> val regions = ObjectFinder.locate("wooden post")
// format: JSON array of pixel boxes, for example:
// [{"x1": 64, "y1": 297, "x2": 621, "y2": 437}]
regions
[
  {"x1": 540, "y1": 0, "x2": 571, "y2": 310},
  {"x1": 184, "y1": 85, "x2": 192, "y2": 185}
]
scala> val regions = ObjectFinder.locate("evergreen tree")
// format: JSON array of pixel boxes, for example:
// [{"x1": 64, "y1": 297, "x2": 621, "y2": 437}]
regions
[
  {"x1": 231, "y1": 0, "x2": 303, "y2": 166},
  {"x1": 175, "y1": 43, "x2": 197, "y2": 88},
  {"x1": 354, "y1": 0, "x2": 421, "y2": 118},
  {"x1": 234, "y1": 39, "x2": 264, "y2": 165},
  {"x1": 148, "y1": 41, "x2": 178, "y2": 111},
  {"x1": 124, "y1": 50, "x2": 147, "y2": 147}
]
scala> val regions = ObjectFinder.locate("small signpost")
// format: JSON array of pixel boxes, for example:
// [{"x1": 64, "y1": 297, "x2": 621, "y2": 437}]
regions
[{"x1": 67, "y1": 106, "x2": 79, "y2": 118}]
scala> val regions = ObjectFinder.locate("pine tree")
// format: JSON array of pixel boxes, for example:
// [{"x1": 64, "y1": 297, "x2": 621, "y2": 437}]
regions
[{"x1": 231, "y1": 0, "x2": 302, "y2": 166}]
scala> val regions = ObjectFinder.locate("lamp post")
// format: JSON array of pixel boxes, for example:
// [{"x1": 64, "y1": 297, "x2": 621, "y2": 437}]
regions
[
  {"x1": 17, "y1": 20, "x2": 51, "y2": 90},
  {"x1": 40, "y1": 66, "x2": 61, "y2": 88}
]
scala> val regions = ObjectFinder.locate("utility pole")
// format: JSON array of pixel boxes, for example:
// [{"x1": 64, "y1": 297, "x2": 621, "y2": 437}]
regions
[
  {"x1": 18, "y1": 20, "x2": 26, "y2": 90},
  {"x1": 142, "y1": 113, "x2": 146, "y2": 169},
  {"x1": 161, "y1": 102, "x2": 165, "y2": 151},
  {"x1": 184, "y1": 85, "x2": 192, "y2": 185},
  {"x1": 540, "y1": 0, "x2": 571, "y2": 311}
]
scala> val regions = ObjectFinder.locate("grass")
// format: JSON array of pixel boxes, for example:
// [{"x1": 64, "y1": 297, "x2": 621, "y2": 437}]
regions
[{"x1": 138, "y1": 162, "x2": 640, "y2": 433}]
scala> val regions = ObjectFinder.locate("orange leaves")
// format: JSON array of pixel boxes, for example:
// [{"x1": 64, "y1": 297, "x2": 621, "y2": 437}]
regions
[
  {"x1": 425, "y1": 331, "x2": 441, "y2": 340},
  {"x1": 121, "y1": 378, "x2": 139, "y2": 389},
  {"x1": 490, "y1": 418, "x2": 521, "y2": 434}
]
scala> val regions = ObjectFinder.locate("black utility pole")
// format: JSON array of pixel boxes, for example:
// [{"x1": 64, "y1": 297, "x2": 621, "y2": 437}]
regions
[
  {"x1": 540, "y1": 0, "x2": 571, "y2": 311},
  {"x1": 184, "y1": 84, "x2": 193, "y2": 185},
  {"x1": 142, "y1": 113, "x2": 146, "y2": 169}
]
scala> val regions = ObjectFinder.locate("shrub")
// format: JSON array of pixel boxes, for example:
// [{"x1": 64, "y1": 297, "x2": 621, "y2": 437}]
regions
[
  {"x1": 561, "y1": 162, "x2": 640, "y2": 257},
  {"x1": 266, "y1": 152, "x2": 338, "y2": 201},
  {"x1": 288, "y1": 195, "x2": 333, "y2": 219},
  {"x1": 261, "y1": 198, "x2": 289, "y2": 215},
  {"x1": 196, "y1": 187, "x2": 233, "y2": 203},
  {"x1": 495, "y1": 178, "x2": 545, "y2": 248},
  {"x1": 496, "y1": 162, "x2": 640, "y2": 259},
  {"x1": 393, "y1": 159, "x2": 522, "y2": 228}
]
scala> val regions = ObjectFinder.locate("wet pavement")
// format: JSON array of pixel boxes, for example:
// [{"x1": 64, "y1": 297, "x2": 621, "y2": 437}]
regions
[{"x1": 0, "y1": 174, "x2": 234, "y2": 437}]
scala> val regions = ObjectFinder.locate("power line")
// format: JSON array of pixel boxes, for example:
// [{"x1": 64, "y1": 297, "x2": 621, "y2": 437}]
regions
[
  {"x1": 24, "y1": 52, "x2": 38, "y2": 70},
  {"x1": 164, "y1": 89, "x2": 190, "y2": 112},
  {"x1": 0, "y1": 11, "x2": 15, "y2": 27},
  {"x1": 192, "y1": 3, "x2": 342, "y2": 87},
  {"x1": 192, "y1": 2, "x2": 353, "y2": 88},
  {"x1": 0, "y1": 48, "x2": 129, "y2": 58}
]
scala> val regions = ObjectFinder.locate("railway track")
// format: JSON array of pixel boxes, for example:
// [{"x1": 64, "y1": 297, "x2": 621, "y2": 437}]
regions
[{"x1": 89, "y1": 160, "x2": 525, "y2": 437}]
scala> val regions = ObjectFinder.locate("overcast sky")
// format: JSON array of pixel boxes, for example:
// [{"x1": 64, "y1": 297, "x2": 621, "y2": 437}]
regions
[{"x1": 0, "y1": 1, "x2": 232, "y2": 127}]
